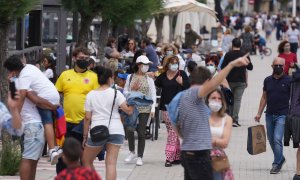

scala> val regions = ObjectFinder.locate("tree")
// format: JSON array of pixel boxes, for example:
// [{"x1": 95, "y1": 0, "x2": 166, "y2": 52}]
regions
[
  {"x1": 0, "y1": 0, "x2": 39, "y2": 103},
  {"x1": 61, "y1": 0, "x2": 103, "y2": 47}
]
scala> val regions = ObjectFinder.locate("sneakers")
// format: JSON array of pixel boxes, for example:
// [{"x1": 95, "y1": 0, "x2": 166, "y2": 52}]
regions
[
  {"x1": 55, "y1": 146, "x2": 63, "y2": 158},
  {"x1": 49, "y1": 149, "x2": 59, "y2": 165},
  {"x1": 165, "y1": 160, "x2": 172, "y2": 167},
  {"x1": 278, "y1": 157, "x2": 286, "y2": 169},
  {"x1": 270, "y1": 166, "x2": 280, "y2": 174},
  {"x1": 136, "y1": 157, "x2": 143, "y2": 166},
  {"x1": 232, "y1": 121, "x2": 241, "y2": 127},
  {"x1": 124, "y1": 152, "x2": 136, "y2": 162}
]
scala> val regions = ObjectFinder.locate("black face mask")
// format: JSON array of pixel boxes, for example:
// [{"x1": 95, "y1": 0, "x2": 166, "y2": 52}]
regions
[
  {"x1": 273, "y1": 66, "x2": 284, "y2": 75},
  {"x1": 76, "y1": 59, "x2": 89, "y2": 69}
]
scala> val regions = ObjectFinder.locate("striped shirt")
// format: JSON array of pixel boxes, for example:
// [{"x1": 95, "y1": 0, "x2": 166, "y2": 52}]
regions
[{"x1": 177, "y1": 86, "x2": 212, "y2": 151}]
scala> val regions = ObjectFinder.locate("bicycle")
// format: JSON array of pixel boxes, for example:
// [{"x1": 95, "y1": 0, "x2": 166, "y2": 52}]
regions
[{"x1": 258, "y1": 46, "x2": 272, "y2": 57}]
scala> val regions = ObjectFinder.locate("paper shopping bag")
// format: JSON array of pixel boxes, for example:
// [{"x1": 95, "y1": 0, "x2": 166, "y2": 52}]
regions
[{"x1": 247, "y1": 124, "x2": 266, "y2": 155}]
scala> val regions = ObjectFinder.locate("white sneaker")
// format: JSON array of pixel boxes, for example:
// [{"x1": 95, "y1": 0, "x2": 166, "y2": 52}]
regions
[
  {"x1": 55, "y1": 146, "x2": 63, "y2": 158},
  {"x1": 49, "y1": 149, "x2": 59, "y2": 165},
  {"x1": 124, "y1": 152, "x2": 136, "y2": 162},
  {"x1": 136, "y1": 157, "x2": 143, "y2": 166}
]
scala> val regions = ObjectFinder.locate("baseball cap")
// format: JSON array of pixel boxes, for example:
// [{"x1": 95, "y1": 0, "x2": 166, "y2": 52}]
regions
[
  {"x1": 117, "y1": 73, "x2": 129, "y2": 80},
  {"x1": 183, "y1": 48, "x2": 193, "y2": 54},
  {"x1": 136, "y1": 55, "x2": 152, "y2": 64}
]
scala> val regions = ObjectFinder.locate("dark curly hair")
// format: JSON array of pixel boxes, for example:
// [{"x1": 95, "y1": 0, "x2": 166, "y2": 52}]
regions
[
  {"x1": 4, "y1": 55, "x2": 25, "y2": 72},
  {"x1": 278, "y1": 40, "x2": 289, "y2": 54},
  {"x1": 94, "y1": 66, "x2": 113, "y2": 85}
]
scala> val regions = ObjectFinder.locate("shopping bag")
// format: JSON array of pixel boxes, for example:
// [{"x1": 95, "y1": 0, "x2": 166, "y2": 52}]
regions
[{"x1": 247, "y1": 124, "x2": 266, "y2": 155}]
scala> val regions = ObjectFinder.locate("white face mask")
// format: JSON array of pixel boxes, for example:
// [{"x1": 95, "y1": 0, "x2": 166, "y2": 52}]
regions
[
  {"x1": 208, "y1": 101, "x2": 222, "y2": 112},
  {"x1": 169, "y1": 64, "x2": 179, "y2": 71},
  {"x1": 183, "y1": 54, "x2": 188, "y2": 59},
  {"x1": 141, "y1": 65, "x2": 149, "y2": 73},
  {"x1": 207, "y1": 65, "x2": 216, "y2": 74}
]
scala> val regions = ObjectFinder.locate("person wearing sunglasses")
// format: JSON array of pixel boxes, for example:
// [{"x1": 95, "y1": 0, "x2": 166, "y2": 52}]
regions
[{"x1": 254, "y1": 57, "x2": 292, "y2": 174}]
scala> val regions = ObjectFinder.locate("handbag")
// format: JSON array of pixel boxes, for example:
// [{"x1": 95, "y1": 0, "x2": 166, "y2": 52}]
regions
[
  {"x1": 90, "y1": 88, "x2": 117, "y2": 143},
  {"x1": 211, "y1": 149, "x2": 230, "y2": 172}
]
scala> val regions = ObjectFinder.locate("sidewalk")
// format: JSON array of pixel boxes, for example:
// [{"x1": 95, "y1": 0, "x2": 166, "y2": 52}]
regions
[{"x1": 0, "y1": 34, "x2": 298, "y2": 180}]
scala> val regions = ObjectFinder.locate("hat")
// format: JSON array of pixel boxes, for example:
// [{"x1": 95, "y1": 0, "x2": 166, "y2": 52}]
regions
[
  {"x1": 136, "y1": 55, "x2": 152, "y2": 64},
  {"x1": 90, "y1": 56, "x2": 100, "y2": 63},
  {"x1": 117, "y1": 73, "x2": 129, "y2": 80}
]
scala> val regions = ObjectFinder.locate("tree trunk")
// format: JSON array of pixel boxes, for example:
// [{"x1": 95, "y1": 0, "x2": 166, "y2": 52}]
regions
[
  {"x1": 77, "y1": 14, "x2": 94, "y2": 47},
  {"x1": 154, "y1": 14, "x2": 164, "y2": 43},
  {"x1": 98, "y1": 19, "x2": 110, "y2": 63},
  {"x1": 141, "y1": 19, "x2": 148, "y2": 39},
  {"x1": 128, "y1": 24, "x2": 135, "y2": 40},
  {"x1": 0, "y1": 25, "x2": 9, "y2": 104}
]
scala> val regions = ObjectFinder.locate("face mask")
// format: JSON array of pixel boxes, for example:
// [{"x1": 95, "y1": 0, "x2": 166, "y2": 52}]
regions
[
  {"x1": 185, "y1": 28, "x2": 191, "y2": 33},
  {"x1": 169, "y1": 64, "x2": 179, "y2": 71},
  {"x1": 166, "y1": 50, "x2": 173, "y2": 56},
  {"x1": 206, "y1": 65, "x2": 216, "y2": 74},
  {"x1": 208, "y1": 101, "x2": 222, "y2": 112},
  {"x1": 141, "y1": 65, "x2": 149, "y2": 73},
  {"x1": 183, "y1": 54, "x2": 188, "y2": 59},
  {"x1": 273, "y1": 66, "x2": 284, "y2": 75},
  {"x1": 76, "y1": 59, "x2": 89, "y2": 69}
]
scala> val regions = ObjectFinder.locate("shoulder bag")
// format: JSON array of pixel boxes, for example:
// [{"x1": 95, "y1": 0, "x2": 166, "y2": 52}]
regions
[{"x1": 90, "y1": 88, "x2": 117, "y2": 143}]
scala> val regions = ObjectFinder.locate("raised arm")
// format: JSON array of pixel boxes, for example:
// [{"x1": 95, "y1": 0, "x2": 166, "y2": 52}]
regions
[{"x1": 199, "y1": 54, "x2": 250, "y2": 98}]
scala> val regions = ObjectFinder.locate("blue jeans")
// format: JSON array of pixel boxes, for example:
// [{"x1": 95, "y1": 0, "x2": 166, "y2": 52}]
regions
[{"x1": 265, "y1": 114, "x2": 286, "y2": 167}]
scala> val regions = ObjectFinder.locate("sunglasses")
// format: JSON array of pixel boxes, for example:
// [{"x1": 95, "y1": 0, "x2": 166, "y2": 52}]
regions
[{"x1": 273, "y1": 64, "x2": 283, "y2": 68}]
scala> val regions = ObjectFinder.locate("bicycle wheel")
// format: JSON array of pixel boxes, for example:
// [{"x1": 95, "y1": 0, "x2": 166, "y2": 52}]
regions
[{"x1": 264, "y1": 48, "x2": 272, "y2": 56}]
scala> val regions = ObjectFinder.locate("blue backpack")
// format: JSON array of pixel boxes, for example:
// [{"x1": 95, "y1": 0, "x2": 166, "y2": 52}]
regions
[{"x1": 165, "y1": 91, "x2": 185, "y2": 126}]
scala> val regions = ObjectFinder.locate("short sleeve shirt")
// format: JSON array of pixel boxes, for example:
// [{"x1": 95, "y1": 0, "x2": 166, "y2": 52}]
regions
[
  {"x1": 55, "y1": 69, "x2": 98, "y2": 123},
  {"x1": 55, "y1": 167, "x2": 101, "y2": 180},
  {"x1": 287, "y1": 29, "x2": 300, "y2": 43},
  {"x1": 263, "y1": 75, "x2": 292, "y2": 115},
  {"x1": 177, "y1": 86, "x2": 211, "y2": 151},
  {"x1": 0, "y1": 102, "x2": 11, "y2": 124},
  {"x1": 85, "y1": 88, "x2": 126, "y2": 135}
]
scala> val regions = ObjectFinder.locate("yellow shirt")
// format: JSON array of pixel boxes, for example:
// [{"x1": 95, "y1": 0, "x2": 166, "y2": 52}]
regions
[{"x1": 55, "y1": 69, "x2": 99, "y2": 124}]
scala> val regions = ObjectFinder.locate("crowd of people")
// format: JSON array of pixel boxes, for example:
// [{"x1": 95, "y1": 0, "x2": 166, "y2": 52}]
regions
[{"x1": 1, "y1": 11, "x2": 300, "y2": 180}]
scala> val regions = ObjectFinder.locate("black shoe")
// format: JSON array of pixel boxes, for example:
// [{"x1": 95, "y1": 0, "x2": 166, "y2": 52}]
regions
[
  {"x1": 172, "y1": 160, "x2": 181, "y2": 165},
  {"x1": 165, "y1": 160, "x2": 172, "y2": 167},
  {"x1": 293, "y1": 174, "x2": 300, "y2": 180},
  {"x1": 270, "y1": 166, "x2": 280, "y2": 174},
  {"x1": 278, "y1": 157, "x2": 286, "y2": 170},
  {"x1": 232, "y1": 121, "x2": 240, "y2": 127}
]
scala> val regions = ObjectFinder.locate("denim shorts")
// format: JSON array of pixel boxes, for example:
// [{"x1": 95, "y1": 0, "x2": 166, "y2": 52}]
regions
[
  {"x1": 86, "y1": 134, "x2": 124, "y2": 147},
  {"x1": 37, "y1": 107, "x2": 53, "y2": 124},
  {"x1": 21, "y1": 122, "x2": 45, "y2": 160}
]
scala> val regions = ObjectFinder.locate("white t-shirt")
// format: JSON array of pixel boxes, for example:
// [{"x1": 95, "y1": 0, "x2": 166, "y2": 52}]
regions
[
  {"x1": 287, "y1": 29, "x2": 300, "y2": 43},
  {"x1": 18, "y1": 64, "x2": 59, "y2": 104},
  {"x1": 176, "y1": 54, "x2": 186, "y2": 70},
  {"x1": 43, "y1": 68, "x2": 54, "y2": 79},
  {"x1": 15, "y1": 79, "x2": 41, "y2": 124},
  {"x1": 85, "y1": 88, "x2": 126, "y2": 136}
]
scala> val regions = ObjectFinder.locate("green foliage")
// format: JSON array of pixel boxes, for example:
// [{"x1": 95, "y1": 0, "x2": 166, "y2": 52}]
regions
[
  {"x1": 61, "y1": 0, "x2": 103, "y2": 17},
  {"x1": 0, "y1": 132, "x2": 21, "y2": 176},
  {"x1": 196, "y1": 0, "x2": 207, "y2": 3},
  {"x1": 0, "y1": 0, "x2": 39, "y2": 27}
]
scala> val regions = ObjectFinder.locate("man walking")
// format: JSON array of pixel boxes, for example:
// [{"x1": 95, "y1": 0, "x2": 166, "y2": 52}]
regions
[
  {"x1": 55, "y1": 47, "x2": 99, "y2": 173},
  {"x1": 255, "y1": 57, "x2": 291, "y2": 174},
  {"x1": 221, "y1": 38, "x2": 253, "y2": 127},
  {"x1": 177, "y1": 54, "x2": 249, "y2": 179}
]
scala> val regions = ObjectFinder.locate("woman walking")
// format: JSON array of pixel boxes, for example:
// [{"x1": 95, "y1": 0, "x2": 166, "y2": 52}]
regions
[
  {"x1": 123, "y1": 55, "x2": 156, "y2": 166},
  {"x1": 206, "y1": 89, "x2": 234, "y2": 180},
  {"x1": 155, "y1": 55, "x2": 190, "y2": 167},
  {"x1": 82, "y1": 66, "x2": 133, "y2": 180}
]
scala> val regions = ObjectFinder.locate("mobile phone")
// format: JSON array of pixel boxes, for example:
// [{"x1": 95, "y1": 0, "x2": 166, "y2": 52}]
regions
[{"x1": 9, "y1": 81, "x2": 16, "y2": 99}]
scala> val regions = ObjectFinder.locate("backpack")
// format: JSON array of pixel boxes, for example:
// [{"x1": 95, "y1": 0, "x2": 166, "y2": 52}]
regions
[{"x1": 165, "y1": 91, "x2": 185, "y2": 125}]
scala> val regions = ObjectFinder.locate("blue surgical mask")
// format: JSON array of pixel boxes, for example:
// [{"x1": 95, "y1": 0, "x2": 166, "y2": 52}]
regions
[
  {"x1": 169, "y1": 64, "x2": 179, "y2": 71},
  {"x1": 166, "y1": 50, "x2": 174, "y2": 56}
]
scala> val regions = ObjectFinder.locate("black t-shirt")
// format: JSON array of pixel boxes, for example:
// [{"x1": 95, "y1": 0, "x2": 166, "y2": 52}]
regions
[
  {"x1": 155, "y1": 70, "x2": 190, "y2": 111},
  {"x1": 263, "y1": 75, "x2": 292, "y2": 115},
  {"x1": 221, "y1": 50, "x2": 253, "y2": 83}
]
